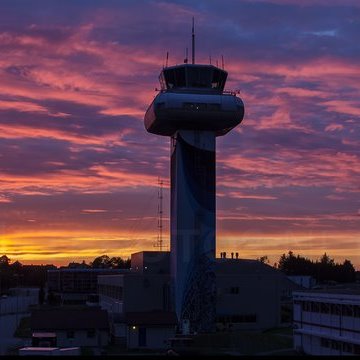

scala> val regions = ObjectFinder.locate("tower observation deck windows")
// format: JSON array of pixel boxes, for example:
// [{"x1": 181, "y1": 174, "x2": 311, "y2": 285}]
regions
[
  {"x1": 161, "y1": 65, "x2": 227, "y2": 91},
  {"x1": 187, "y1": 67, "x2": 212, "y2": 88},
  {"x1": 164, "y1": 67, "x2": 186, "y2": 89}
]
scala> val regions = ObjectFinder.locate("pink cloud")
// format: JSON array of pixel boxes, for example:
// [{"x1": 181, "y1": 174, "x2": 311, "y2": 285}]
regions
[
  {"x1": 219, "y1": 149, "x2": 360, "y2": 191},
  {"x1": 322, "y1": 100, "x2": 360, "y2": 117},
  {"x1": 81, "y1": 209, "x2": 108, "y2": 213},
  {"x1": 225, "y1": 191, "x2": 277, "y2": 200},
  {"x1": 325, "y1": 123, "x2": 344, "y2": 132}
]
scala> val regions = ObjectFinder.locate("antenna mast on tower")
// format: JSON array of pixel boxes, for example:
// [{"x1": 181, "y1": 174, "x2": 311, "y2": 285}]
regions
[
  {"x1": 155, "y1": 177, "x2": 164, "y2": 251},
  {"x1": 192, "y1": 17, "x2": 195, "y2": 64}
]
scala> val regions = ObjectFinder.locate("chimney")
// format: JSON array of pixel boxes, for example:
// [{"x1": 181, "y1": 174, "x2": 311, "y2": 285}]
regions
[
  {"x1": 236, "y1": 252, "x2": 239, "y2": 259},
  {"x1": 231, "y1": 252, "x2": 234, "y2": 259},
  {"x1": 223, "y1": 252, "x2": 226, "y2": 259}
]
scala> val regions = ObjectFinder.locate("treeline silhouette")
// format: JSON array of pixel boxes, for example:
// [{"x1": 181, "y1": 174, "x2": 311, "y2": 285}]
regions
[
  {"x1": 0, "y1": 254, "x2": 130, "y2": 293},
  {"x1": 277, "y1": 251, "x2": 356, "y2": 283}
]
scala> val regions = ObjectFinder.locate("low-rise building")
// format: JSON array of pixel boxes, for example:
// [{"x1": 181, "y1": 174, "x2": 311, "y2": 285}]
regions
[
  {"x1": 30, "y1": 307, "x2": 109, "y2": 349},
  {"x1": 216, "y1": 259, "x2": 301, "y2": 330},
  {"x1": 125, "y1": 311, "x2": 177, "y2": 349},
  {"x1": 98, "y1": 251, "x2": 301, "y2": 348},
  {"x1": 47, "y1": 268, "x2": 129, "y2": 305},
  {"x1": 293, "y1": 288, "x2": 360, "y2": 355}
]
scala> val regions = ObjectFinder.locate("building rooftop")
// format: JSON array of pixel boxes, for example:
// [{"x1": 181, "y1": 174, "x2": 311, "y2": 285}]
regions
[
  {"x1": 215, "y1": 258, "x2": 280, "y2": 275},
  {"x1": 48, "y1": 268, "x2": 129, "y2": 273},
  {"x1": 295, "y1": 285, "x2": 360, "y2": 296},
  {"x1": 125, "y1": 311, "x2": 178, "y2": 326},
  {"x1": 31, "y1": 308, "x2": 109, "y2": 330}
]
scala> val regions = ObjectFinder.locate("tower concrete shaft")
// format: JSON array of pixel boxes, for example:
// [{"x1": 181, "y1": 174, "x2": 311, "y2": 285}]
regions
[{"x1": 170, "y1": 130, "x2": 216, "y2": 333}]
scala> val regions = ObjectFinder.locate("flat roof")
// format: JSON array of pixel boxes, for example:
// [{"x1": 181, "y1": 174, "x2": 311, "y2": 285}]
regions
[
  {"x1": 294, "y1": 285, "x2": 360, "y2": 296},
  {"x1": 125, "y1": 311, "x2": 177, "y2": 326},
  {"x1": 32, "y1": 332, "x2": 56, "y2": 338}
]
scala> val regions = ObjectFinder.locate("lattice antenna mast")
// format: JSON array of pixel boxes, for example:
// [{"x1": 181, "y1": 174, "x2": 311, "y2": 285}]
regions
[
  {"x1": 192, "y1": 17, "x2": 195, "y2": 64},
  {"x1": 156, "y1": 177, "x2": 164, "y2": 251}
]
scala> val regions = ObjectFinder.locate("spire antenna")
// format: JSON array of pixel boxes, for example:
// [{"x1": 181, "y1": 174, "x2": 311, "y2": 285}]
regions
[
  {"x1": 221, "y1": 55, "x2": 225, "y2": 70},
  {"x1": 166, "y1": 51, "x2": 169, "y2": 67},
  {"x1": 192, "y1": 17, "x2": 195, "y2": 64}
]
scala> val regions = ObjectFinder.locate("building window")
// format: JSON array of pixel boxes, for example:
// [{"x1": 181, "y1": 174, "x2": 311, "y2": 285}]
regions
[
  {"x1": 87, "y1": 329, "x2": 95, "y2": 338},
  {"x1": 311, "y1": 302, "x2": 320, "y2": 313},
  {"x1": 302, "y1": 301, "x2": 311, "y2": 312},
  {"x1": 353, "y1": 305, "x2": 360, "y2": 318},
  {"x1": 230, "y1": 287, "x2": 239, "y2": 295},
  {"x1": 66, "y1": 331, "x2": 75, "y2": 339},
  {"x1": 331, "y1": 340, "x2": 340, "y2": 351},
  {"x1": 320, "y1": 302, "x2": 330, "y2": 314},
  {"x1": 331, "y1": 303, "x2": 341, "y2": 315},
  {"x1": 342, "y1": 304, "x2": 353, "y2": 317},
  {"x1": 320, "y1": 338, "x2": 330, "y2": 348},
  {"x1": 343, "y1": 342, "x2": 353, "y2": 354}
]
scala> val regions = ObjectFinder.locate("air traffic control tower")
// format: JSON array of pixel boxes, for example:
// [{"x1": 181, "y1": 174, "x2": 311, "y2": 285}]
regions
[{"x1": 144, "y1": 43, "x2": 244, "y2": 333}]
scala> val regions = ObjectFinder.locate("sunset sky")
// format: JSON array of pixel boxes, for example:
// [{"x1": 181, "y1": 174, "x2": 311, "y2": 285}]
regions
[{"x1": 0, "y1": 0, "x2": 359, "y2": 268}]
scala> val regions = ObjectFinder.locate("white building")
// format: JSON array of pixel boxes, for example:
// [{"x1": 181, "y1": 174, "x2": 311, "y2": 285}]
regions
[
  {"x1": 293, "y1": 288, "x2": 360, "y2": 355},
  {"x1": 30, "y1": 307, "x2": 109, "y2": 349},
  {"x1": 125, "y1": 311, "x2": 177, "y2": 349}
]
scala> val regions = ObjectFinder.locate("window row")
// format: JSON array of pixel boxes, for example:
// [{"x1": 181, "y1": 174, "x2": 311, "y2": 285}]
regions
[
  {"x1": 320, "y1": 337, "x2": 360, "y2": 354},
  {"x1": 297, "y1": 301, "x2": 360, "y2": 317},
  {"x1": 98, "y1": 284, "x2": 123, "y2": 300}
]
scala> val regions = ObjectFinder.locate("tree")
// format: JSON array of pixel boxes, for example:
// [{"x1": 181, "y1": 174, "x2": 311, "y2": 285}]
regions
[
  {"x1": 0, "y1": 255, "x2": 10, "y2": 268},
  {"x1": 257, "y1": 255, "x2": 269, "y2": 264},
  {"x1": 277, "y1": 251, "x2": 356, "y2": 283},
  {"x1": 90, "y1": 255, "x2": 111, "y2": 268},
  {"x1": 90, "y1": 255, "x2": 131, "y2": 269},
  {"x1": 320, "y1": 252, "x2": 334, "y2": 266}
]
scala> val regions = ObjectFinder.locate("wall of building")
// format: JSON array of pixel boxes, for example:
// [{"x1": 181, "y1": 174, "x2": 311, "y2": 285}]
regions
[
  {"x1": 53, "y1": 329, "x2": 109, "y2": 348},
  {"x1": 293, "y1": 290, "x2": 360, "y2": 355},
  {"x1": 123, "y1": 274, "x2": 171, "y2": 313},
  {"x1": 47, "y1": 269, "x2": 128, "y2": 294},
  {"x1": 98, "y1": 274, "x2": 171, "y2": 316},
  {"x1": 131, "y1": 252, "x2": 170, "y2": 275},
  {"x1": 216, "y1": 273, "x2": 281, "y2": 330},
  {"x1": 98, "y1": 275, "x2": 124, "y2": 315},
  {"x1": 127, "y1": 326, "x2": 175, "y2": 349},
  {"x1": 0, "y1": 288, "x2": 39, "y2": 315}
]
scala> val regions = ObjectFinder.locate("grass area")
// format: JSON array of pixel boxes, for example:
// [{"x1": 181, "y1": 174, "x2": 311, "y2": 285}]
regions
[
  {"x1": 103, "y1": 327, "x2": 296, "y2": 356},
  {"x1": 182, "y1": 327, "x2": 294, "y2": 355},
  {"x1": 263, "y1": 326, "x2": 294, "y2": 336},
  {"x1": 105, "y1": 345, "x2": 166, "y2": 356}
]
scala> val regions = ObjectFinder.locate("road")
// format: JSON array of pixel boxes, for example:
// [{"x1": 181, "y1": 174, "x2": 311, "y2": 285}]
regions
[{"x1": 0, "y1": 313, "x2": 28, "y2": 355}]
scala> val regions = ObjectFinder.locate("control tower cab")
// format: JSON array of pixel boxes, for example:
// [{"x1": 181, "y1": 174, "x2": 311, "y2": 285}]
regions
[{"x1": 144, "y1": 64, "x2": 244, "y2": 136}]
